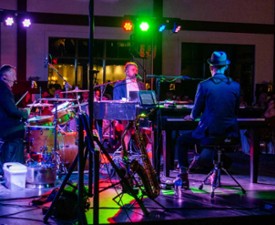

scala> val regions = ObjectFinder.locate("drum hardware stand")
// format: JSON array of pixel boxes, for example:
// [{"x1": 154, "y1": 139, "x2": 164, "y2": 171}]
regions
[
  {"x1": 25, "y1": 124, "x2": 31, "y2": 156},
  {"x1": 52, "y1": 99, "x2": 67, "y2": 176},
  {"x1": 44, "y1": 112, "x2": 91, "y2": 224}
]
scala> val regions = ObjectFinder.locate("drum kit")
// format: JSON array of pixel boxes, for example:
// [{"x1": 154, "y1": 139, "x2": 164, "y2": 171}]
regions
[{"x1": 24, "y1": 88, "x2": 90, "y2": 187}]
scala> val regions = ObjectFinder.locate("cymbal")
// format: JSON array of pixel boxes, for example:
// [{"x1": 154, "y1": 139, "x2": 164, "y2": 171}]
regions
[
  {"x1": 27, "y1": 115, "x2": 54, "y2": 124},
  {"x1": 39, "y1": 98, "x2": 76, "y2": 102},
  {"x1": 27, "y1": 103, "x2": 53, "y2": 107},
  {"x1": 26, "y1": 125, "x2": 55, "y2": 129},
  {"x1": 61, "y1": 88, "x2": 89, "y2": 94}
]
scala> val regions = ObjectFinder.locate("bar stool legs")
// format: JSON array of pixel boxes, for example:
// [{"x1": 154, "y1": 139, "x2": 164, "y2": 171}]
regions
[{"x1": 198, "y1": 149, "x2": 246, "y2": 198}]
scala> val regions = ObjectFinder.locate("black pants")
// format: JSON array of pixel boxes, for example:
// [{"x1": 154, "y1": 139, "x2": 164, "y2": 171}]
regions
[
  {"x1": 0, "y1": 138, "x2": 25, "y2": 175},
  {"x1": 175, "y1": 131, "x2": 232, "y2": 172}
]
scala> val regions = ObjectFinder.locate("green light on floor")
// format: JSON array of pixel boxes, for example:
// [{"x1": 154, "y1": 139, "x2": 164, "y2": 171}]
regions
[
  {"x1": 85, "y1": 188, "x2": 150, "y2": 224},
  {"x1": 161, "y1": 189, "x2": 175, "y2": 195}
]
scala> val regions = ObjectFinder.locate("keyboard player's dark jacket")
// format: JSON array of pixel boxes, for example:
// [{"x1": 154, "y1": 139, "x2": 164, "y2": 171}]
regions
[
  {"x1": 113, "y1": 79, "x2": 145, "y2": 100},
  {"x1": 191, "y1": 73, "x2": 240, "y2": 139}
]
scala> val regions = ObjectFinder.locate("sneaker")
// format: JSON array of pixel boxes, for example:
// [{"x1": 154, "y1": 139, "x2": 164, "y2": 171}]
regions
[{"x1": 173, "y1": 173, "x2": 189, "y2": 190}]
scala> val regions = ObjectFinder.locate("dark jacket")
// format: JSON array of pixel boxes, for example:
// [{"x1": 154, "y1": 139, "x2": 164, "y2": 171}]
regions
[
  {"x1": 113, "y1": 79, "x2": 146, "y2": 100},
  {"x1": 0, "y1": 80, "x2": 28, "y2": 140},
  {"x1": 191, "y1": 73, "x2": 240, "y2": 139}
]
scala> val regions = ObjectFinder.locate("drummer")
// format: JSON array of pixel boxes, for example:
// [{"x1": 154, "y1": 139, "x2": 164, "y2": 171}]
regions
[{"x1": 0, "y1": 64, "x2": 30, "y2": 175}]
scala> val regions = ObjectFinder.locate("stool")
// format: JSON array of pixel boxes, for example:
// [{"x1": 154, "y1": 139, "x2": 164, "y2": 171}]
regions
[{"x1": 198, "y1": 137, "x2": 246, "y2": 198}]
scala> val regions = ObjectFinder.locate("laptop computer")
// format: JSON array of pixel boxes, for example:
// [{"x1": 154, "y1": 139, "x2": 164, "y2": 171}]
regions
[{"x1": 138, "y1": 90, "x2": 157, "y2": 107}]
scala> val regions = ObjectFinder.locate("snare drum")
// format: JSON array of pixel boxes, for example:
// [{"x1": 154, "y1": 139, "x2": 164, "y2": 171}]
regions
[{"x1": 27, "y1": 115, "x2": 54, "y2": 126}]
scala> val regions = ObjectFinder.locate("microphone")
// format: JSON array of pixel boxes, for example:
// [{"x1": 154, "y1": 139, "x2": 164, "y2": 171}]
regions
[
  {"x1": 44, "y1": 54, "x2": 52, "y2": 68},
  {"x1": 135, "y1": 74, "x2": 143, "y2": 80},
  {"x1": 44, "y1": 57, "x2": 48, "y2": 68}
]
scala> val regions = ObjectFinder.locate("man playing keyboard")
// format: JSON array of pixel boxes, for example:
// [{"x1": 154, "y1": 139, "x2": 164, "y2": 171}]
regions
[{"x1": 174, "y1": 51, "x2": 240, "y2": 189}]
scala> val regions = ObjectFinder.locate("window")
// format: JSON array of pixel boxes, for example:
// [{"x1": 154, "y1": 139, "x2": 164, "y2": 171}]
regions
[
  {"x1": 48, "y1": 38, "x2": 133, "y2": 90},
  {"x1": 180, "y1": 43, "x2": 255, "y2": 104}
]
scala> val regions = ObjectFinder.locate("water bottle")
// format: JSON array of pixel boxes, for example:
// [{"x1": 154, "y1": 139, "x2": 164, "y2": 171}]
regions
[{"x1": 173, "y1": 176, "x2": 183, "y2": 197}]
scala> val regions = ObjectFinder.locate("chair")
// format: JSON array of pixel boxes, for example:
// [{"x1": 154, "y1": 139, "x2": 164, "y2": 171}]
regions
[{"x1": 198, "y1": 136, "x2": 246, "y2": 198}]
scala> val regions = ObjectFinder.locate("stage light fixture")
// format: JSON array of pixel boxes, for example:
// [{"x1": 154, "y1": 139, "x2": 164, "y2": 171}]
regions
[
  {"x1": 122, "y1": 20, "x2": 133, "y2": 31},
  {"x1": 22, "y1": 18, "x2": 31, "y2": 28},
  {"x1": 4, "y1": 16, "x2": 15, "y2": 26},
  {"x1": 172, "y1": 23, "x2": 181, "y2": 33},
  {"x1": 139, "y1": 21, "x2": 150, "y2": 32},
  {"x1": 158, "y1": 24, "x2": 166, "y2": 32},
  {"x1": 1, "y1": 10, "x2": 32, "y2": 28}
]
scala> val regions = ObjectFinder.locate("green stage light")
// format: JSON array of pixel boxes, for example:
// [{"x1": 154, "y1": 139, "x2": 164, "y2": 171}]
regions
[{"x1": 139, "y1": 21, "x2": 150, "y2": 32}]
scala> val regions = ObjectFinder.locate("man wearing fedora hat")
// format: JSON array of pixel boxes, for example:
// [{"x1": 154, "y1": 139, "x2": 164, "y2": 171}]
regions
[{"x1": 174, "y1": 51, "x2": 240, "y2": 190}]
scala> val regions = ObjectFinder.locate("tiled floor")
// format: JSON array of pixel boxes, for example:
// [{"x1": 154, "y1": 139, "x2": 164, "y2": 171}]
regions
[{"x1": 0, "y1": 151, "x2": 275, "y2": 225}]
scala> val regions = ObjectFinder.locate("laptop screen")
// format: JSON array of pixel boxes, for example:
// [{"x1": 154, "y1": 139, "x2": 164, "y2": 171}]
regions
[{"x1": 138, "y1": 90, "x2": 157, "y2": 106}]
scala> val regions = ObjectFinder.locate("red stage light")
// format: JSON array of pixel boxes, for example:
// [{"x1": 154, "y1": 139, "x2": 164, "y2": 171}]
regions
[{"x1": 122, "y1": 20, "x2": 133, "y2": 31}]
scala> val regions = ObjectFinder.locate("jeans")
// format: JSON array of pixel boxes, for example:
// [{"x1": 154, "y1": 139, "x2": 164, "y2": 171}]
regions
[{"x1": 0, "y1": 138, "x2": 25, "y2": 175}]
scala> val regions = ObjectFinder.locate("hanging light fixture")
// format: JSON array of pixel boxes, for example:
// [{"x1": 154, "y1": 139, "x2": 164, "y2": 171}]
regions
[
  {"x1": 172, "y1": 22, "x2": 181, "y2": 33},
  {"x1": 1, "y1": 10, "x2": 32, "y2": 28},
  {"x1": 22, "y1": 18, "x2": 31, "y2": 28},
  {"x1": 4, "y1": 16, "x2": 15, "y2": 26}
]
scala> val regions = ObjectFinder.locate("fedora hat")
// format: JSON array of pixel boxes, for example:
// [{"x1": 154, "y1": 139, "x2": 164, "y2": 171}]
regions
[{"x1": 207, "y1": 51, "x2": 230, "y2": 66}]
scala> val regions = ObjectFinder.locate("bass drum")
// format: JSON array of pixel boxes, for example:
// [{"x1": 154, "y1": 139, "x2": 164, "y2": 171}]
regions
[
  {"x1": 26, "y1": 125, "x2": 62, "y2": 163},
  {"x1": 58, "y1": 132, "x2": 89, "y2": 171},
  {"x1": 26, "y1": 125, "x2": 59, "y2": 152}
]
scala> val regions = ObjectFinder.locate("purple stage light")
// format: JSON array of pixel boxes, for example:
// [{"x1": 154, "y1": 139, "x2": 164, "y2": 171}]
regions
[
  {"x1": 22, "y1": 18, "x2": 31, "y2": 27},
  {"x1": 4, "y1": 17, "x2": 15, "y2": 26}
]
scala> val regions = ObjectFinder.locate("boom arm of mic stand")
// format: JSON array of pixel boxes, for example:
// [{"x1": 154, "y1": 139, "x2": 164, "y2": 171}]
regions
[
  {"x1": 48, "y1": 63, "x2": 72, "y2": 89},
  {"x1": 147, "y1": 74, "x2": 194, "y2": 80}
]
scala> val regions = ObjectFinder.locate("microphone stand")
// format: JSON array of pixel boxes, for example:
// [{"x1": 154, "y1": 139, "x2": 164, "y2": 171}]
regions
[
  {"x1": 94, "y1": 81, "x2": 116, "y2": 152},
  {"x1": 154, "y1": 77, "x2": 162, "y2": 178},
  {"x1": 94, "y1": 80, "x2": 117, "y2": 99},
  {"x1": 147, "y1": 74, "x2": 202, "y2": 81},
  {"x1": 49, "y1": 63, "x2": 73, "y2": 132},
  {"x1": 48, "y1": 63, "x2": 72, "y2": 91}
]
